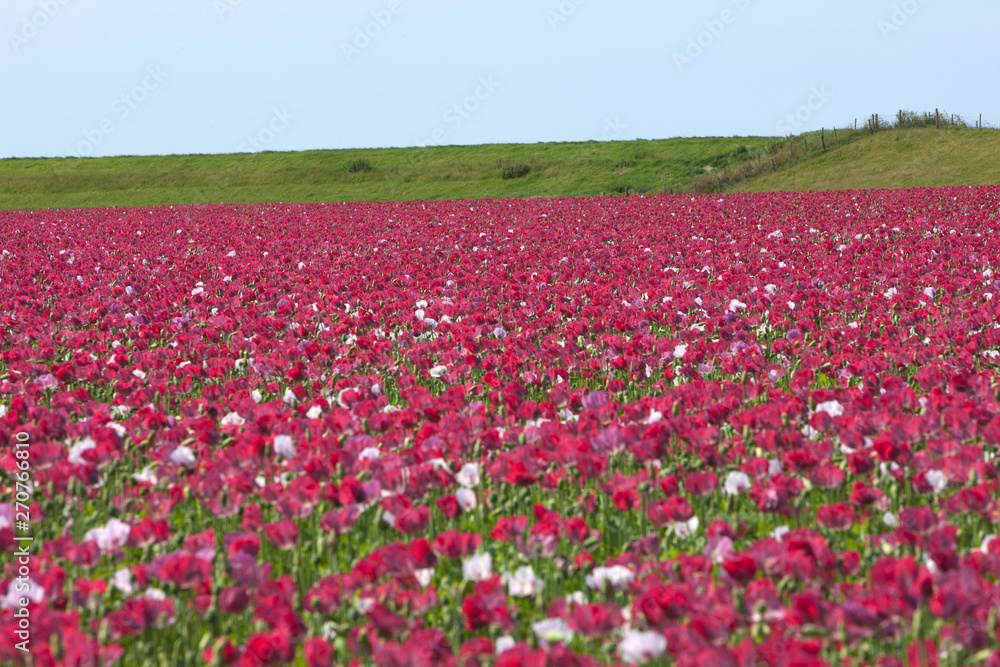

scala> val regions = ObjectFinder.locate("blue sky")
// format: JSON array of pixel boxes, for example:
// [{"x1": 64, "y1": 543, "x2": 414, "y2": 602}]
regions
[{"x1": 1, "y1": 0, "x2": 997, "y2": 158}]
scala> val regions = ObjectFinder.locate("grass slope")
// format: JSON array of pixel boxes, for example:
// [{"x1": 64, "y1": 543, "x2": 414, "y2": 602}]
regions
[
  {"x1": 3, "y1": 127, "x2": 998, "y2": 211},
  {"x1": 0, "y1": 137, "x2": 771, "y2": 211},
  {"x1": 732, "y1": 127, "x2": 1000, "y2": 193}
]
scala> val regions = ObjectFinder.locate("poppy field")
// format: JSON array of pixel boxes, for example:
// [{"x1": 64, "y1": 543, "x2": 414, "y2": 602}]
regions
[{"x1": 1, "y1": 187, "x2": 1000, "y2": 667}]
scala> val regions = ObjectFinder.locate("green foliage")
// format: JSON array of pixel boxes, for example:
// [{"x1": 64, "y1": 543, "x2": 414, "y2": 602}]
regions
[
  {"x1": 765, "y1": 138, "x2": 786, "y2": 155},
  {"x1": 497, "y1": 159, "x2": 531, "y2": 180},
  {"x1": 347, "y1": 157, "x2": 373, "y2": 173}
]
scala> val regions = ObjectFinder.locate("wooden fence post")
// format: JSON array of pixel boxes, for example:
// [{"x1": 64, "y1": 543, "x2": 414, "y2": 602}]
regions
[
  {"x1": 821, "y1": 128, "x2": 826, "y2": 152},
  {"x1": 936, "y1": 108, "x2": 939, "y2": 129}
]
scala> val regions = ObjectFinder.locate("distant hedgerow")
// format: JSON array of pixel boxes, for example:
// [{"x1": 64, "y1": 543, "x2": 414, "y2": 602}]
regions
[
  {"x1": 498, "y1": 159, "x2": 531, "y2": 180},
  {"x1": 347, "y1": 158, "x2": 373, "y2": 173}
]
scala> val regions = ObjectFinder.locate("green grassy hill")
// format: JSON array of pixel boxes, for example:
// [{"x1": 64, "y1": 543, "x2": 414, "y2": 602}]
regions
[
  {"x1": 1, "y1": 125, "x2": 998, "y2": 211},
  {"x1": 0, "y1": 137, "x2": 771, "y2": 211},
  {"x1": 732, "y1": 126, "x2": 1000, "y2": 193}
]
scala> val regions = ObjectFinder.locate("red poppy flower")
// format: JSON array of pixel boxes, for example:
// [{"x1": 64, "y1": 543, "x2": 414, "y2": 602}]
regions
[
  {"x1": 153, "y1": 552, "x2": 213, "y2": 590},
  {"x1": 366, "y1": 601, "x2": 409, "y2": 638},
  {"x1": 219, "y1": 586, "x2": 250, "y2": 615},
  {"x1": 433, "y1": 530, "x2": 482, "y2": 559},
  {"x1": 816, "y1": 503, "x2": 855, "y2": 531},
  {"x1": 685, "y1": 470, "x2": 718, "y2": 496},
  {"x1": 263, "y1": 519, "x2": 299, "y2": 550},
  {"x1": 810, "y1": 462, "x2": 846, "y2": 489},
  {"x1": 320, "y1": 505, "x2": 361, "y2": 535},
  {"x1": 898, "y1": 506, "x2": 940, "y2": 536},
  {"x1": 303, "y1": 637, "x2": 333, "y2": 667},
  {"x1": 490, "y1": 515, "x2": 528, "y2": 541},
  {"x1": 721, "y1": 553, "x2": 757, "y2": 585},
  {"x1": 223, "y1": 531, "x2": 261, "y2": 558},
  {"x1": 568, "y1": 602, "x2": 624, "y2": 636},
  {"x1": 436, "y1": 494, "x2": 462, "y2": 519},
  {"x1": 647, "y1": 496, "x2": 694, "y2": 527},
  {"x1": 394, "y1": 506, "x2": 431, "y2": 535}
]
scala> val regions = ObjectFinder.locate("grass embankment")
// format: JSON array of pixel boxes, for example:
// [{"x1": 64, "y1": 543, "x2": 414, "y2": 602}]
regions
[
  {"x1": 0, "y1": 137, "x2": 772, "y2": 211},
  {"x1": 2, "y1": 125, "x2": 999, "y2": 210},
  {"x1": 732, "y1": 126, "x2": 1000, "y2": 193}
]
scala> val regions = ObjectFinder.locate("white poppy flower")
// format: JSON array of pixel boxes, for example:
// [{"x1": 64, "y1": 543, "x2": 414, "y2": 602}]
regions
[
  {"x1": 585, "y1": 565, "x2": 634, "y2": 591},
  {"x1": 814, "y1": 400, "x2": 844, "y2": 418},
  {"x1": 532, "y1": 618, "x2": 573, "y2": 648},
  {"x1": 495, "y1": 636, "x2": 515, "y2": 655},
  {"x1": 618, "y1": 630, "x2": 667, "y2": 665},
  {"x1": 456, "y1": 488, "x2": 477, "y2": 512},
  {"x1": 414, "y1": 568, "x2": 435, "y2": 588},
  {"x1": 131, "y1": 464, "x2": 158, "y2": 485},
  {"x1": 672, "y1": 515, "x2": 699, "y2": 537},
  {"x1": 502, "y1": 566, "x2": 544, "y2": 597},
  {"x1": 68, "y1": 438, "x2": 97, "y2": 465},
  {"x1": 456, "y1": 463, "x2": 481, "y2": 488},
  {"x1": 169, "y1": 445, "x2": 197, "y2": 469},
  {"x1": 111, "y1": 569, "x2": 135, "y2": 596},
  {"x1": 83, "y1": 518, "x2": 131, "y2": 551},
  {"x1": 723, "y1": 471, "x2": 751, "y2": 496},
  {"x1": 220, "y1": 412, "x2": 245, "y2": 426},
  {"x1": 462, "y1": 553, "x2": 493, "y2": 582},
  {"x1": 924, "y1": 470, "x2": 947, "y2": 494},
  {"x1": 273, "y1": 435, "x2": 296, "y2": 459},
  {"x1": 2, "y1": 579, "x2": 44, "y2": 609}
]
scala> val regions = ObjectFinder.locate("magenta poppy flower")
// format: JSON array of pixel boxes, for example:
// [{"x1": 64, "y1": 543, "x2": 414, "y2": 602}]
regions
[
  {"x1": 567, "y1": 602, "x2": 624, "y2": 637},
  {"x1": 262, "y1": 519, "x2": 298, "y2": 550},
  {"x1": 816, "y1": 503, "x2": 855, "y2": 531},
  {"x1": 432, "y1": 530, "x2": 482, "y2": 559}
]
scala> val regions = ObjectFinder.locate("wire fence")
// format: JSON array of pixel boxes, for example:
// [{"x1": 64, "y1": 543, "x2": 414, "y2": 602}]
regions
[{"x1": 688, "y1": 109, "x2": 999, "y2": 194}]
